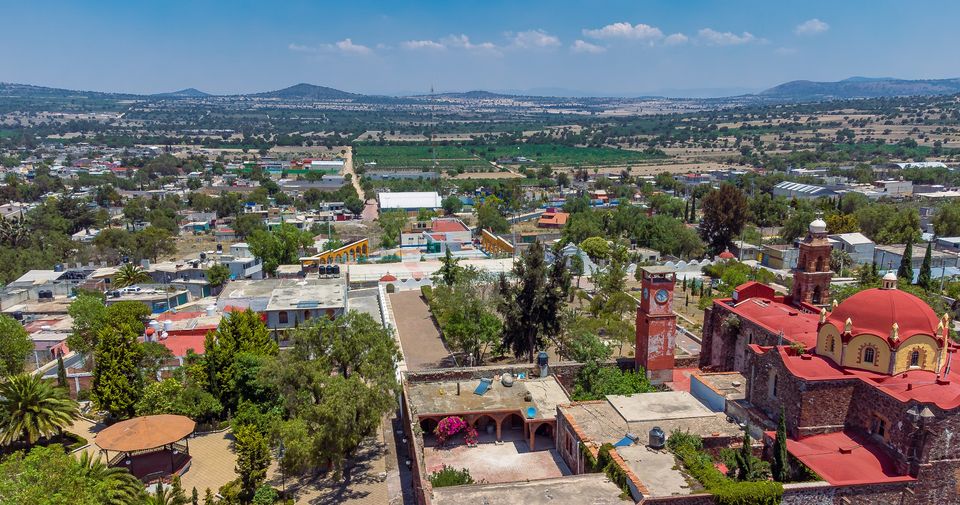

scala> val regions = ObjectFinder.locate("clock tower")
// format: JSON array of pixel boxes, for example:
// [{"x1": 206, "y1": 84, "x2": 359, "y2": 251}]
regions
[{"x1": 636, "y1": 266, "x2": 677, "y2": 383}]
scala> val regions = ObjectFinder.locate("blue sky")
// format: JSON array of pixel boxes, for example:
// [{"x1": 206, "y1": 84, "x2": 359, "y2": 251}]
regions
[{"x1": 1, "y1": 0, "x2": 957, "y2": 96}]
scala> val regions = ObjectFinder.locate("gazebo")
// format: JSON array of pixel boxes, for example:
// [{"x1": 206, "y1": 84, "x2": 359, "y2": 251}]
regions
[{"x1": 94, "y1": 414, "x2": 196, "y2": 483}]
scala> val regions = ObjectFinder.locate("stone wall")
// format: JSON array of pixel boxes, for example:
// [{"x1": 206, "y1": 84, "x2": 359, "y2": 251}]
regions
[
  {"x1": 405, "y1": 360, "x2": 587, "y2": 392},
  {"x1": 781, "y1": 481, "x2": 910, "y2": 505}
]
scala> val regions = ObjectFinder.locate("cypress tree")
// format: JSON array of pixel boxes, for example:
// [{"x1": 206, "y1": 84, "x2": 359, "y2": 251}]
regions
[
  {"x1": 735, "y1": 428, "x2": 754, "y2": 481},
  {"x1": 682, "y1": 276, "x2": 687, "y2": 292},
  {"x1": 91, "y1": 322, "x2": 144, "y2": 420},
  {"x1": 918, "y1": 242, "x2": 933, "y2": 291},
  {"x1": 689, "y1": 195, "x2": 696, "y2": 223},
  {"x1": 897, "y1": 236, "x2": 914, "y2": 283},
  {"x1": 772, "y1": 407, "x2": 791, "y2": 482},
  {"x1": 56, "y1": 354, "x2": 67, "y2": 389}
]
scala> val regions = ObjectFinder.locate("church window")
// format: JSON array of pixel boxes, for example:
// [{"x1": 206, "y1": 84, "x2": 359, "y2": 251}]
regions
[
  {"x1": 910, "y1": 349, "x2": 920, "y2": 367},
  {"x1": 863, "y1": 347, "x2": 876, "y2": 364},
  {"x1": 827, "y1": 336, "x2": 835, "y2": 353}
]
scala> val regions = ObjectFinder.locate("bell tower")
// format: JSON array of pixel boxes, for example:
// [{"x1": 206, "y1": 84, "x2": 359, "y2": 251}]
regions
[
  {"x1": 636, "y1": 266, "x2": 677, "y2": 383},
  {"x1": 790, "y1": 218, "x2": 833, "y2": 306}
]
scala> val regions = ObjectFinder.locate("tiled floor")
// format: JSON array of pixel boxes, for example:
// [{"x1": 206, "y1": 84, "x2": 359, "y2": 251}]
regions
[
  {"x1": 423, "y1": 431, "x2": 569, "y2": 485},
  {"x1": 389, "y1": 291, "x2": 455, "y2": 370}
]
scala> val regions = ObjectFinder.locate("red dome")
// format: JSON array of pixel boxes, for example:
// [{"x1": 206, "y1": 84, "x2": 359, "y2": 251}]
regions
[
  {"x1": 826, "y1": 287, "x2": 941, "y2": 346},
  {"x1": 719, "y1": 249, "x2": 735, "y2": 259}
]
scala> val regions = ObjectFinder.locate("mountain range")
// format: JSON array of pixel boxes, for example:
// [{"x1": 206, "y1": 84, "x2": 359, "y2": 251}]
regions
[{"x1": 3, "y1": 77, "x2": 960, "y2": 103}]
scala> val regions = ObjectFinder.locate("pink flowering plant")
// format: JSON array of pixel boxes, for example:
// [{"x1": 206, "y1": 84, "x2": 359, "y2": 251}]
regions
[
  {"x1": 464, "y1": 426, "x2": 479, "y2": 446},
  {"x1": 434, "y1": 416, "x2": 470, "y2": 447}
]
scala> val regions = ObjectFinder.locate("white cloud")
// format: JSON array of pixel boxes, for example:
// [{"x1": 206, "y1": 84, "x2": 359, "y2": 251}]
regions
[
  {"x1": 288, "y1": 39, "x2": 372, "y2": 55},
  {"x1": 442, "y1": 34, "x2": 499, "y2": 52},
  {"x1": 697, "y1": 28, "x2": 757, "y2": 46},
  {"x1": 795, "y1": 18, "x2": 829, "y2": 35},
  {"x1": 401, "y1": 39, "x2": 446, "y2": 50},
  {"x1": 664, "y1": 33, "x2": 689, "y2": 46},
  {"x1": 570, "y1": 39, "x2": 606, "y2": 54},
  {"x1": 334, "y1": 38, "x2": 371, "y2": 55},
  {"x1": 509, "y1": 29, "x2": 561, "y2": 49},
  {"x1": 583, "y1": 22, "x2": 664, "y2": 42}
]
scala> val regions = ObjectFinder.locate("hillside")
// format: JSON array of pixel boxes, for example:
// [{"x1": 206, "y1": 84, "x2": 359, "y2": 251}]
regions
[
  {"x1": 250, "y1": 83, "x2": 360, "y2": 100},
  {"x1": 153, "y1": 88, "x2": 210, "y2": 98},
  {"x1": 760, "y1": 77, "x2": 960, "y2": 100}
]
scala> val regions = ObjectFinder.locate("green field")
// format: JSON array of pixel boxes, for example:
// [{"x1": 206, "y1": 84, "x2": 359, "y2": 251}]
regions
[{"x1": 354, "y1": 143, "x2": 667, "y2": 171}]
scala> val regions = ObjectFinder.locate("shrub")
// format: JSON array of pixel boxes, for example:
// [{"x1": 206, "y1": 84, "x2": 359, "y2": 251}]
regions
[
  {"x1": 421, "y1": 285, "x2": 433, "y2": 302},
  {"x1": 669, "y1": 431, "x2": 783, "y2": 505},
  {"x1": 252, "y1": 485, "x2": 278, "y2": 505},
  {"x1": 428, "y1": 465, "x2": 474, "y2": 488}
]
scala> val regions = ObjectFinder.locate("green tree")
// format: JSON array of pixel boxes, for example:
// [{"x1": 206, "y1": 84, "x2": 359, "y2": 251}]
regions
[
  {"x1": 66, "y1": 292, "x2": 108, "y2": 354},
  {"x1": 0, "y1": 314, "x2": 31, "y2": 377},
  {"x1": 136, "y1": 226, "x2": 177, "y2": 262},
  {"x1": 140, "y1": 341, "x2": 174, "y2": 382},
  {"x1": 734, "y1": 429, "x2": 754, "y2": 481},
  {"x1": 435, "y1": 248, "x2": 463, "y2": 287},
  {"x1": 204, "y1": 309, "x2": 277, "y2": 414},
  {"x1": 76, "y1": 451, "x2": 146, "y2": 505},
  {"x1": 146, "y1": 481, "x2": 189, "y2": 505},
  {"x1": 476, "y1": 195, "x2": 510, "y2": 234},
  {"x1": 0, "y1": 373, "x2": 78, "y2": 446},
  {"x1": 205, "y1": 263, "x2": 232, "y2": 289},
  {"x1": 0, "y1": 445, "x2": 135, "y2": 505},
  {"x1": 579, "y1": 236, "x2": 610, "y2": 263},
  {"x1": 933, "y1": 200, "x2": 960, "y2": 237},
  {"x1": 772, "y1": 408, "x2": 791, "y2": 482},
  {"x1": 918, "y1": 242, "x2": 934, "y2": 291},
  {"x1": 571, "y1": 363, "x2": 655, "y2": 401},
  {"x1": 699, "y1": 184, "x2": 749, "y2": 254},
  {"x1": 376, "y1": 210, "x2": 408, "y2": 249},
  {"x1": 898, "y1": 236, "x2": 914, "y2": 283},
  {"x1": 91, "y1": 323, "x2": 144, "y2": 420},
  {"x1": 497, "y1": 242, "x2": 568, "y2": 362},
  {"x1": 56, "y1": 354, "x2": 68, "y2": 389},
  {"x1": 442, "y1": 194, "x2": 463, "y2": 215},
  {"x1": 113, "y1": 263, "x2": 152, "y2": 289},
  {"x1": 248, "y1": 224, "x2": 313, "y2": 276},
  {"x1": 234, "y1": 425, "x2": 271, "y2": 502},
  {"x1": 267, "y1": 311, "x2": 400, "y2": 476}
]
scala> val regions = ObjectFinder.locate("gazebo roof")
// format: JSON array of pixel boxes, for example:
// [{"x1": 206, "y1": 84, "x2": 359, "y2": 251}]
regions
[{"x1": 95, "y1": 414, "x2": 195, "y2": 452}]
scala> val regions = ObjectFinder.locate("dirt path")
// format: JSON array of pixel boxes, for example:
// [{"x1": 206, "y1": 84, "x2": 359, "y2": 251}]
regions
[{"x1": 388, "y1": 291, "x2": 455, "y2": 370}]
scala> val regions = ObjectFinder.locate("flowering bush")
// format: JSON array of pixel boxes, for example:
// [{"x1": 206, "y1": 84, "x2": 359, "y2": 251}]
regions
[
  {"x1": 435, "y1": 416, "x2": 467, "y2": 446},
  {"x1": 464, "y1": 426, "x2": 479, "y2": 445}
]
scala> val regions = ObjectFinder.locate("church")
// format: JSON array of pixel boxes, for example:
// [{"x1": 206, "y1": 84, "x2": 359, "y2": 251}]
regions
[{"x1": 700, "y1": 218, "x2": 960, "y2": 503}]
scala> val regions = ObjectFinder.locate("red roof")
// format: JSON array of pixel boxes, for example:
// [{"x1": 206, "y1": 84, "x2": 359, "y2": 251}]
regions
[
  {"x1": 537, "y1": 212, "x2": 570, "y2": 227},
  {"x1": 430, "y1": 219, "x2": 469, "y2": 233},
  {"x1": 718, "y1": 249, "x2": 735, "y2": 259},
  {"x1": 157, "y1": 332, "x2": 207, "y2": 357},
  {"x1": 752, "y1": 345, "x2": 960, "y2": 410},
  {"x1": 771, "y1": 430, "x2": 914, "y2": 486},
  {"x1": 380, "y1": 274, "x2": 398, "y2": 282},
  {"x1": 721, "y1": 297, "x2": 820, "y2": 350},
  {"x1": 826, "y1": 287, "x2": 942, "y2": 347}
]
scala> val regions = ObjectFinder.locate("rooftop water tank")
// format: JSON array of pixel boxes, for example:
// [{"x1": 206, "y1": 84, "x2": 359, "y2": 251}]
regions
[
  {"x1": 205, "y1": 305, "x2": 216, "y2": 317},
  {"x1": 649, "y1": 426, "x2": 666, "y2": 449}
]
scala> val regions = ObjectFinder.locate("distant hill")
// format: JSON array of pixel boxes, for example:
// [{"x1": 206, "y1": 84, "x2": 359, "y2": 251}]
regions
[
  {"x1": 760, "y1": 77, "x2": 960, "y2": 100},
  {"x1": 427, "y1": 90, "x2": 515, "y2": 100},
  {"x1": 250, "y1": 83, "x2": 359, "y2": 100},
  {"x1": 152, "y1": 88, "x2": 210, "y2": 98}
]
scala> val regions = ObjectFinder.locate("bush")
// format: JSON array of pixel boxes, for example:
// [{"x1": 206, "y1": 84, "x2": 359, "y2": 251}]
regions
[
  {"x1": 669, "y1": 431, "x2": 783, "y2": 505},
  {"x1": 421, "y1": 285, "x2": 433, "y2": 302},
  {"x1": 428, "y1": 465, "x2": 474, "y2": 488},
  {"x1": 252, "y1": 485, "x2": 278, "y2": 505}
]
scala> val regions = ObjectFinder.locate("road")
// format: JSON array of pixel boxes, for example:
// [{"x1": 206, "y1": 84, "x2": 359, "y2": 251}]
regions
[{"x1": 341, "y1": 145, "x2": 379, "y2": 221}]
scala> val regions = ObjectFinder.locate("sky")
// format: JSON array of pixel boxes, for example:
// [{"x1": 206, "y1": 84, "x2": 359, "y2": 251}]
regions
[{"x1": 1, "y1": 0, "x2": 958, "y2": 97}]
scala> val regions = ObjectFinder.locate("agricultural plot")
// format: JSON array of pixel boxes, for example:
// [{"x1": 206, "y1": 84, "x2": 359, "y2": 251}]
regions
[
  {"x1": 354, "y1": 144, "x2": 492, "y2": 172},
  {"x1": 475, "y1": 144, "x2": 666, "y2": 166}
]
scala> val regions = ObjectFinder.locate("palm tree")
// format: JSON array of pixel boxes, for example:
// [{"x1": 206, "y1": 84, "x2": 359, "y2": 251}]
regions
[
  {"x1": 146, "y1": 482, "x2": 190, "y2": 505},
  {"x1": 77, "y1": 452, "x2": 146, "y2": 505},
  {"x1": 0, "y1": 373, "x2": 79, "y2": 446},
  {"x1": 113, "y1": 263, "x2": 152, "y2": 289}
]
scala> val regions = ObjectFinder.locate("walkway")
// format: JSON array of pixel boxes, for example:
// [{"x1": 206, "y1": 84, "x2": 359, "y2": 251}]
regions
[{"x1": 388, "y1": 290, "x2": 455, "y2": 370}]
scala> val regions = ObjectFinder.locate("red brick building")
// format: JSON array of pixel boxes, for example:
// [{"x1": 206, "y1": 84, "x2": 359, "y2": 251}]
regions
[{"x1": 700, "y1": 219, "x2": 960, "y2": 503}]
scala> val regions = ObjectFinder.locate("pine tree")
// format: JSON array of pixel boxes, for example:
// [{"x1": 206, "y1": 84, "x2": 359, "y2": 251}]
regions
[
  {"x1": 684, "y1": 200, "x2": 690, "y2": 223},
  {"x1": 689, "y1": 194, "x2": 696, "y2": 223},
  {"x1": 918, "y1": 242, "x2": 933, "y2": 291},
  {"x1": 734, "y1": 428, "x2": 754, "y2": 481},
  {"x1": 91, "y1": 322, "x2": 144, "y2": 420},
  {"x1": 204, "y1": 489, "x2": 215, "y2": 505},
  {"x1": 898, "y1": 237, "x2": 914, "y2": 283},
  {"x1": 497, "y1": 241, "x2": 566, "y2": 363},
  {"x1": 56, "y1": 354, "x2": 67, "y2": 389},
  {"x1": 682, "y1": 277, "x2": 687, "y2": 292},
  {"x1": 235, "y1": 425, "x2": 271, "y2": 501},
  {"x1": 772, "y1": 407, "x2": 791, "y2": 482},
  {"x1": 192, "y1": 487, "x2": 199, "y2": 505}
]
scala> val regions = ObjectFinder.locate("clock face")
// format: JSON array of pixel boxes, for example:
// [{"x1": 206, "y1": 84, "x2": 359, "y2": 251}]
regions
[{"x1": 655, "y1": 289, "x2": 669, "y2": 304}]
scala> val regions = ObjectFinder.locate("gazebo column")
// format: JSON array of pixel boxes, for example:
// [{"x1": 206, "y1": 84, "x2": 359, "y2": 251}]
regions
[
  {"x1": 529, "y1": 422, "x2": 537, "y2": 451},
  {"x1": 495, "y1": 419, "x2": 502, "y2": 441}
]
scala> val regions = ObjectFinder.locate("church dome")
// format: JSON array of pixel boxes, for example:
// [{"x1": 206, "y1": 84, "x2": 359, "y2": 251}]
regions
[
  {"x1": 825, "y1": 287, "x2": 941, "y2": 347},
  {"x1": 809, "y1": 218, "x2": 827, "y2": 234}
]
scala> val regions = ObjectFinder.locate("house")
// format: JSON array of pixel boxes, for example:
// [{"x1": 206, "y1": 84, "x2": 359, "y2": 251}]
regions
[
  {"x1": 536, "y1": 210, "x2": 569, "y2": 229},
  {"x1": 216, "y1": 277, "x2": 346, "y2": 332},
  {"x1": 873, "y1": 244, "x2": 959, "y2": 272},
  {"x1": 400, "y1": 217, "x2": 472, "y2": 250},
  {"x1": 106, "y1": 288, "x2": 190, "y2": 314},
  {"x1": 828, "y1": 232, "x2": 875, "y2": 265},
  {"x1": 759, "y1": 244, "x2": 799, "y2": 270},
  {"x1": 772, "y1": 181, "x2": 835, "y2": 199}
]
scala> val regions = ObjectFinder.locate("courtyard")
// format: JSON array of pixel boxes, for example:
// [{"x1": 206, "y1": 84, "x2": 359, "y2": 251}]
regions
[{"x1": 423, "y1": 430, "x2": 569, "y2": 485}]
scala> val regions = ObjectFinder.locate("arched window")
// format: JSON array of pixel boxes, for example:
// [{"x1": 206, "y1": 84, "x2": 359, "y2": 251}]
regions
[
  {"x1": 863, "y1": 347, "x2": 876, "y2": 364},
  {"x1": 815, "y1": 256, "x2": 825, "y2": 272},
  {"x1": 827, "y1": 336, "x2": 835, "y2": 353},
  {"x1": 910, "y1": 349, "x2": 920, "y2": 367}
]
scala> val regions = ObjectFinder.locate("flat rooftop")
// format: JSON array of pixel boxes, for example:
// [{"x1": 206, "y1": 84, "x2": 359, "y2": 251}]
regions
[
  {"x1": 694, "y1": 372, "x2": 747, "y2": 401},
  {"x1": 407, "y1": 376, "x2": 568, "y2": 420},
  {"x1": 617, "y1": 445, "x2": 696, "y2": 497},
  {"x1": 431, "y1": 474, "x2": 625, "y2": 505},
  {"x1": 265, "y1": 278, "x2": 345, "y2": 311},
  {"x1": 218, "y1": 277, "x2": 346, "y2": 311},
  {"x1": 560, "y1": 392, "x2": 741, "y2": 446}
]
